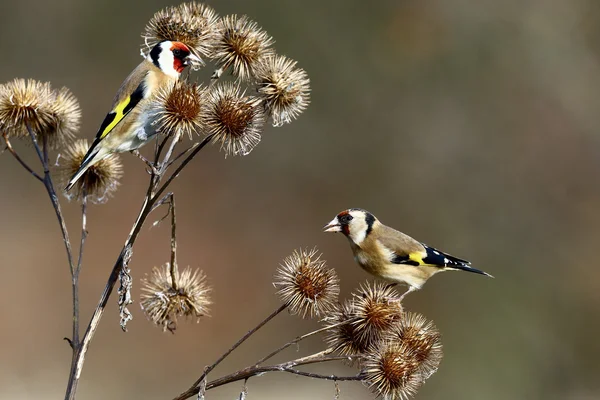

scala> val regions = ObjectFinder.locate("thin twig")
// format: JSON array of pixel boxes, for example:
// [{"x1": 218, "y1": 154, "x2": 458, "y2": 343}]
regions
[
  {"x1": 169, "y1": 194, "x2": 177, "y2": 289},
  {"x1": 25, "y1": 124, "x2": 75, "y2": 275},
  {"x1": 255, "y1": 320, "x2": 354, "y2": 366},
  {"x1": 159, "y1": 132, "x2": 182, "y2": 175},
  {"x1": 2, "y1": 133, "x2": 43, "y2": 181},
  {"x1": 173, "y1": 354, "x2": 363, "y2": 399},
  {"x1": 154, "y1": 134, "x2": 214, "y2": 201},
  {"x1": 72, "y1": 189, "x2": 88, "y2": 348},
  {"x1": 188, "y1": 303, "x2": 288, "y2": 391}
]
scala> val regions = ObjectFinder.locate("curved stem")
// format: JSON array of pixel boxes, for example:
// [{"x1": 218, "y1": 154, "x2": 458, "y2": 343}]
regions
[
  {"x1": 2, "y1": 133, "x2": 43, "y2": 181},
  {"x1": 173, "y1": 353, "x2": 363, "y2": 399},
  {"x1": 72, "y1": 189, "x2": 88, "y2": 348},
  {"x1": 188, "y1": 303, "x2": 288, "y2": 391}
]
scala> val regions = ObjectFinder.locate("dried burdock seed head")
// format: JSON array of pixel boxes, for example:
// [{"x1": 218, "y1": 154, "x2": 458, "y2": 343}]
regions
[
  {"x1": 351, "y1": 282, "x2": 404, "y2": 345},
  {"x1": 254, "y1": 54, "x2": 310, "y2": 127},
  {"x1": 141, "y1": 263, "x2": 211, "y2": 333},
  {"x1": 212, "y1": 15, "x2": 275, "y2": 80},
  {"x1": 44, "y1": 87, "x2": 81, "y2": 148},
  {"x1": 58, "y1": 139, "x2": 122, "y2": 203},
  {"x1": 0, "y1": 79, "x2": 55, "y2": 139},
  {"x1": 149, "y1": 80, "x2": 206, "y2": 139},
  {"x1": 142, "y1": 1, "x2": 219, "y2": 68},
  {"x1": 325, "y1": 282, "x2": 403, "y2": 357},
  {"x1": 203, "y1": 82, "x2": 264, "y2": 156},
  {"x1": 391, "y1": 313, "x2": 443, "y2": 380},
  {"x1": 324, "y1": 301, "x2": 368, "y2": 357},
  {"x1": 274, "y1": 247, "x2": 340, "y2": 319},
  {"x1": 363, "y1": 339, "x2": 424, "y2": 400}
]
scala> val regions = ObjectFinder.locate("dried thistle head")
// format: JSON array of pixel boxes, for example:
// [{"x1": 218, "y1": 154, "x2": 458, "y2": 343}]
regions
[
  {"x1": 0, "y1": 79, "x2": 55, "y2": 139},
  {"x1": 45, "y1": 87, "x2": 81, "y2": 148},
  {"x1": 324, "y1": 300, "x2": 368, "y2": 356},
  {"x1": 149, "y1": 81, "x2": 206, "y2": 139},
  {"x1": 362, "y1": 339, "x2": 424, "y2": 400},
  {"x1": 391, "y1": 313, "x2": 443, "y2": 380},
  {"x1": 203, "y1": 82, "x2": 264, "y2": 156},
  {"x1": 325, "y1": 282, "x2": 403, "y2": 357},
  {"x1": 254, "y1": 54, "x2": 310, "y2": 127},
  {"x1": 212, "y1": 15, "x2": 275, "y2": 80},
  {"x1": 58, "y1": 139, "x2": 122, "y2": 203},
  {"x1": 141, "y1": 263, "x2": 211, "y2": 333},
  {"x1": 142, "y1": 2, "x2": 219, "y2": 68},
  {"x1": 274, "y1": 247, "x2": 340, "y2": 318},
  {"x1": 351, "y1": 282, "x2": 404, "y2": 345}
]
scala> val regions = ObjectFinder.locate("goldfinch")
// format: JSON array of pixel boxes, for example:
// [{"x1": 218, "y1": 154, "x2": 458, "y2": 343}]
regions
[
  {"x1": 65, "y1": 40, "x2": 199, "y2": 191},
  {"x1": 324, "y1": 208, "x2": 493, "y2": 299}
]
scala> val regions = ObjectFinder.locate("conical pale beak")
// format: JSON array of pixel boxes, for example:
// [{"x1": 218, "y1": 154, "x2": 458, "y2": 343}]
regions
[
  {"x1": 323, "y1": 218, "x2": 341, "y2": 232},
  {"x1": 184, "y1": 52, "x2": 202, "y2": 66}
]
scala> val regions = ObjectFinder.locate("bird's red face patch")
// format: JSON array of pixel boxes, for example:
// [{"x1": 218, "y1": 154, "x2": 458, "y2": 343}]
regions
[
  {"x1": 170, "y1": 42, "x2": 191, "y2": 73},
  {"x1": 337, "y1": 211, "x2": 352, "y2": 235}
]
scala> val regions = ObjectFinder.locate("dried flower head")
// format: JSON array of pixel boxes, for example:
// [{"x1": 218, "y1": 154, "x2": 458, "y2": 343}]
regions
[
  {"x1": 274, "y1": 247, "x2": 340, "y2": 318},
  {"x1": 58, "y1": 139, "x2": 122, "y2": 203},
  {"x1": 325, "y1": 282, "x2": 403, "y2": 357},
  {"x1": 0, "y1": 79, "x2": 55, "y2": 139},
  {"x1": 149, "y1": 81, "x2": 206, "y2": 139},
  {"x1": 212, "y1": 15, "x2": 275, "y2": 80},
  {"x1": 363, "y1": 339, "x2": 424, "y2": 400},
  {"x1": 45, "y1": 87, "x2": 81, "y2": 148},
  {"x1": 203, "y1": 82, "x2": 264, "y2": 156},
  {"x1": 0, "y1": 80, "x2": 81, "y2": 148},
  {"x1": 141, "y1": 263, "x2": 211, "y2": 333},
  {"x1": 351, "y1": 282, "x2": 404, "y2": 345},
  {"x1": 391, "y1": 313, "x2": 443, "y2": 380},
  {"x1": 142, "y1": 2, "x2": 219, "y2": 67},
  {"x1": 325, "y1": 301, "x2": 367, "y2": 356},
  {"x1": 254, "y1": 54, "x2": 310, "y2": 127}
]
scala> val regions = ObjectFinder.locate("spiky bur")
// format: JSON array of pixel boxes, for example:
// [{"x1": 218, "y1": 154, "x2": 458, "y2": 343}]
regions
[
  {"x1": 325, "y1": 282, "x2": 403, "y2": 357},
  {"x1": 149, "y1": 81, "x2": 206, "y2": 139},
  {"x1": 274, "y1": 247, "x2": 340, "y2": 319},
  {"x1": 211, "y1": 15, "x2": 275, "y2": 80},
  {"x1": 202, "y1": 82, "x2": 265, "y2": 156},
  {"x1": 390, "y1": 313, "x2": 443, "y2": 380},
  {"x1": 142, "y1": 1, "x2": 219, "y2": 68},
  {"x1": 254, "y1": 54, "x2": 310, "y2": 127},
  {"x1": 57, "y1": 140, "x2": 122, "y2": 203},
  {"x1": 362, "y1": 339, "x2": 424, "y2": 400},
  {"x1": 0, "y1": 79, "x2": 80, "y2": 148},
  {"x1": 140, "y1": 263, "x2": 211, "y2": 333}
]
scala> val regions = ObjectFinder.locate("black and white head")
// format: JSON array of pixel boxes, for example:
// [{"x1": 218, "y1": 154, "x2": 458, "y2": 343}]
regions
[
  {"x1": 148, "y1": 41, "x2": 200, "y2": 79},
  {"x1": 323, "y1": 208, "x2": 378, "y2": 245}
]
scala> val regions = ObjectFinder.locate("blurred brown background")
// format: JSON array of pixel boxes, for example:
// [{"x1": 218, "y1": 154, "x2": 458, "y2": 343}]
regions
[{"x1": 1, "y1": 0, "x2": 600, "y2": 399}]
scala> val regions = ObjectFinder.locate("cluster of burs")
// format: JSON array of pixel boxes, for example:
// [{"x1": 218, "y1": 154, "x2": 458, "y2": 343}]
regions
[{"x1": 0, "y1": 2, "x2": 492, "y2": 400}]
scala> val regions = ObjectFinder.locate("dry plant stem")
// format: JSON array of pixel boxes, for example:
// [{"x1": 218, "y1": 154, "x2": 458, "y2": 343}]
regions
[
  {"x1": 169, "y1": 195, "x2": 177, "y2": 289},
  {"x1": 64, "y1": 134, "x2": 215, "y2": 400},
  {"x1": 173, "y1": 353, "x2": 363, "y2": 399},
  {"x1": 71, "y1": 189, "x2": 88, "y2": 349},
  {"x1": 2, "y1": 133, "x2": 43, "y2": 181},
  {"x1": 255, "y1": 320, "x2": 353, "y2": 366},
  {"x1": 25, "y1": 124, "x2": 75, "y2": 275},
  {"x1": 187, "y1": 303, "x2": 289, "y2": 392}
]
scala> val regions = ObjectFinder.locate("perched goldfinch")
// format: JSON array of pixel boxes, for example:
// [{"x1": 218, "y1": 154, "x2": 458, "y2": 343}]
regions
[
  {"x1": 65, "y1": 40, "x2": 199, "y2": 191},
  {"x1": 324, "y1": 208, "x2": 493, "y2": 299}
]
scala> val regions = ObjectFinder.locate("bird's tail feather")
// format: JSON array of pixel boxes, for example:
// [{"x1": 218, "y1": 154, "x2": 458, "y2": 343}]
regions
[
  {"x1": 448, "y1": 263, "x2": 494, "y2": 278},
  {"x1": 65, "y1": 145, "x2": 102, "y2": 191},
  {"x1": 422, "y1": 244, "x2": 494, "y2": 278}
]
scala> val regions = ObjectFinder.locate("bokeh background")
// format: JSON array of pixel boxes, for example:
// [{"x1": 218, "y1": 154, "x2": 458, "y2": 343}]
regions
[{"x1": 1, "y1": 0, "x2": 600, "y2": 399}]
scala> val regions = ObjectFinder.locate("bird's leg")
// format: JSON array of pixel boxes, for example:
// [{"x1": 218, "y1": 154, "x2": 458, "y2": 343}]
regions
[
  {"x1": 398, "y1": 286, "x2": 417, "y2": 302},
  {"x1": 131, "y1": 150, "x2": 160, "y2": 175}
]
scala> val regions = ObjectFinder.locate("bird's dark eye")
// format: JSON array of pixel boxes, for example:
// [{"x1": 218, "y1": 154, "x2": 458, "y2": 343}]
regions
[
  {"x1": 173, "y1": 49, "x2": 182, "y2": 57},
  {"x1": 340, "y1": 214, "x2": 353, "y2": 224}
]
